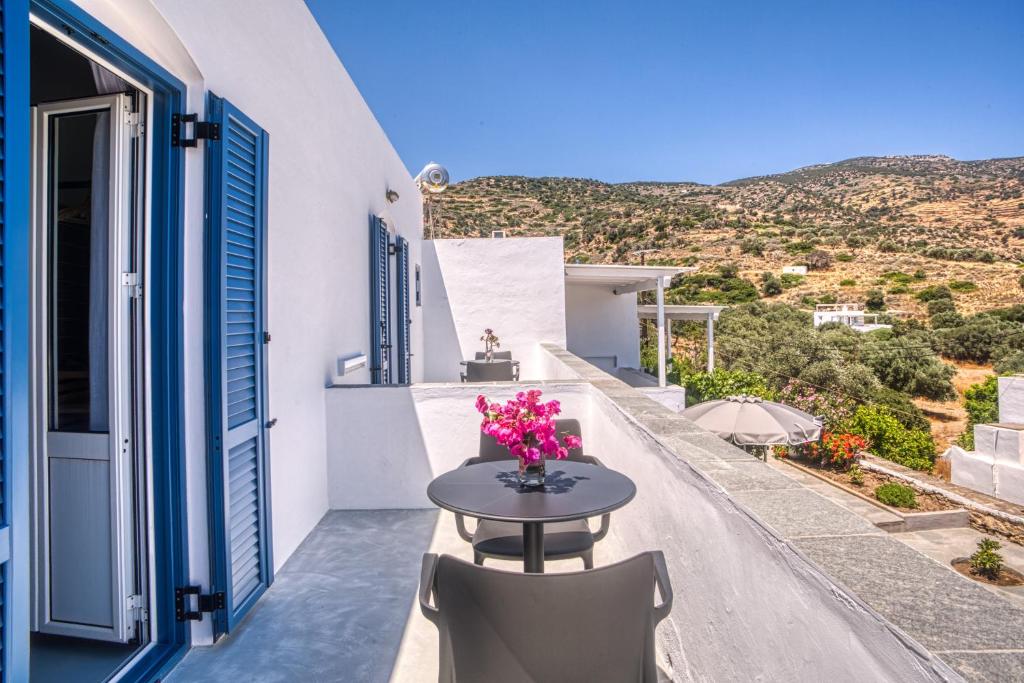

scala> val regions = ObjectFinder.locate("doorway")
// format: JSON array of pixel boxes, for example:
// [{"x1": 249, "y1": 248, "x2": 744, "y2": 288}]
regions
[{"x1": 29, "y1": 24, "x2": 150, "y2": 682}]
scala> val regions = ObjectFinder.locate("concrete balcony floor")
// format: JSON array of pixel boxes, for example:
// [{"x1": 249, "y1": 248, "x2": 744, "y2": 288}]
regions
[{"x1": 167, "y1": 509, "x2": 627, "y2": 683}]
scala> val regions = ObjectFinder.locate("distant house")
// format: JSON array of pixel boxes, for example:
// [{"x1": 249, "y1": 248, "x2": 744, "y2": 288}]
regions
[
  {"x1": 812, "y1": 304, "x2": 891, "y2": 332},
  {"x1": 782, "y1": 265, "x2": 808, "y2": 276}
]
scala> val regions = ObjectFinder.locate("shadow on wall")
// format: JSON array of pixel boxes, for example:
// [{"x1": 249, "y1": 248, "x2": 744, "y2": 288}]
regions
[{"x1": 421, "y1": 243, "x2": 464, "y2": 382}]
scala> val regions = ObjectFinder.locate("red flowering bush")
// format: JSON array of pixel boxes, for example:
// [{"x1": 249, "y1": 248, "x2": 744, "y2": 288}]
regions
[{"x1": 805, "y1": 432, "x2": 867, "y2": 468}]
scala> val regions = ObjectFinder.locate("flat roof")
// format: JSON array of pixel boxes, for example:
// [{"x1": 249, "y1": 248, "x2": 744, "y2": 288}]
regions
[
  {"x1": 637, "y1": 304, "x2": 727, "y2": 321},
  {"x1": 564, "y1": 264, "x2": 694, "y2": 293}
]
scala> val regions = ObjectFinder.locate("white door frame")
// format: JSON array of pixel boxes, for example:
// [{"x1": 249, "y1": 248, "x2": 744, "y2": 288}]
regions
[{"x1": 30, "y1": 94, "x2": 141, "y2": 644}]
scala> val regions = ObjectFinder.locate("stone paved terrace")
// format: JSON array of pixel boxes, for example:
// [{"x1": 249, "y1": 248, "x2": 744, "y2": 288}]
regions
[{"x1": 169, "y1": 345, "x2": 1024, "y2": 682}]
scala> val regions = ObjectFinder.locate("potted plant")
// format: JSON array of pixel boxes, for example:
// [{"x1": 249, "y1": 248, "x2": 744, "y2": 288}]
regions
[
  {"x1": 475, "y1": 390, "x2": 582, "y2": 487},
  {"x1": 480, "y1": 328, "x2": 500, "y2": 361}
]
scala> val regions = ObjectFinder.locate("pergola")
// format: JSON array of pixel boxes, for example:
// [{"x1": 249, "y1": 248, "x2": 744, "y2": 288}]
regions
[
  {"x1": 564, "y1": 264, "x2": 695, "y2": 387},
  {"x1": 637, "y1": 304, "x2": 726, "y2": 383}
]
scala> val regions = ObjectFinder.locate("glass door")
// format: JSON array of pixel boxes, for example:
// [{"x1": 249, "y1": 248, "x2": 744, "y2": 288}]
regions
[{"x1": 32, "y1": 94, "x2": 145, "y2": 645}]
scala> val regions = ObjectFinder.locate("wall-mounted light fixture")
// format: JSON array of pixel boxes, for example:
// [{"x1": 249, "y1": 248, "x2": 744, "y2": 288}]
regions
[{"x1": 386, "y1": 189, "x2": 400, "y2": 203}]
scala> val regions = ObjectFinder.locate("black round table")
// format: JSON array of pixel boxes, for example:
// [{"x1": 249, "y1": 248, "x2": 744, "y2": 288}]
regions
[{"x1": 427, "y1": 460, "x2": 636, "y2": 573}]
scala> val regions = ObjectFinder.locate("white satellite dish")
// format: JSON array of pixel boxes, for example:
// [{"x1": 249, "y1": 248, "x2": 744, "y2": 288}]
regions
[{"x1": 416, "y1": 162, "x2": 449, "y2": 194}]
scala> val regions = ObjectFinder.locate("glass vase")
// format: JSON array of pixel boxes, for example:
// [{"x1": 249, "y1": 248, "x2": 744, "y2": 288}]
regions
[{"x1": 517, "y1": 456, "x2": 546, "y2": 487}]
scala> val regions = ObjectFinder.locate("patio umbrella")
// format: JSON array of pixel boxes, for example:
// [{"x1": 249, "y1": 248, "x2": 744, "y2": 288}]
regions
[{"x1": 681, "y1": 394, "x2": 822, "y2": 447}]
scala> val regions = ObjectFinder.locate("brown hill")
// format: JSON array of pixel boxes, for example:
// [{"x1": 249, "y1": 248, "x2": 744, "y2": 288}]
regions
[{"x1": 433, "y1": 155, "x2": 1024, "y2": 316}]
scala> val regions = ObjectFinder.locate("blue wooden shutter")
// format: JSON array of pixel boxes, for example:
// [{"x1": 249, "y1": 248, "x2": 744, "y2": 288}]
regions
[
  {"x1": 395, "y1": 237, "x2": 412, "y2": 384},
  {"x1": 1, "y1": 1, "x2": 30, "y2": 678},
  {"x1": 369, "y1": 217, "x2": 391, "y2": 384},
  {"x1": 205, "y1": 94, "x2": 272, "y2": 637}
]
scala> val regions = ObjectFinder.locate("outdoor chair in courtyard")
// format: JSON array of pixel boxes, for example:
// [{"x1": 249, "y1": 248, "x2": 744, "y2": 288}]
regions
[
  {"x1": 475, "y1": 350, "x2": 512, "y2": 360},
  {"x1": 463, "y1": 359, "x2": 515, "y2": 382},
  {"x1": 473, "y1": 350, "x2": 519, "y2": 380},
  {"x1": 454, "y1": 419, "x2": 611, "y2": 568},
  {"x1": 419, "y1": 550, "x2": 673, "y2": 683}
]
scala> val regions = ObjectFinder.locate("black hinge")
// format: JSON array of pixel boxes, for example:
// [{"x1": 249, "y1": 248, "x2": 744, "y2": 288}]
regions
[
  {"x1": 171, "y1": 113, "x2": 221, "y2": 148},
  {"x1": 175, "y1": 585, "x2": 225, "y2": 622},
  {"x1": 263, "y1": 331, "x2": 272, "y2": 344}
]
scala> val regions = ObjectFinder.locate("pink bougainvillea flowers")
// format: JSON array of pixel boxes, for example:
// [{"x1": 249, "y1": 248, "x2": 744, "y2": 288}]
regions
[{"x1": 476, "y1": 389, "x2": 581, "y2": 464}]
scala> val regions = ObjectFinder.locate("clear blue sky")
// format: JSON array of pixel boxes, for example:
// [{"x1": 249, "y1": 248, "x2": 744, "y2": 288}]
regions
[{"x1": 305, "y1": 0, "x2": 1024, "y2": 185}]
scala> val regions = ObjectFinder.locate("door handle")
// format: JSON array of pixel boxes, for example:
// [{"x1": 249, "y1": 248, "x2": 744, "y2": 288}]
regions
[{"x1": 265, "y1": 418, "x2": 278, "y2": 429}]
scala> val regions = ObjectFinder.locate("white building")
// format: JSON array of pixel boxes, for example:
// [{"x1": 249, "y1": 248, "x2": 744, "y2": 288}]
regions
[
  {"x1": 782, "y1": 265, "x2": 808, "y2": 276},
  {"x1": 0, "y1": 2, "x2": 1006, "y2": 681},
  {"x1": 813, "y1": 303, "x2": 891, "y2": 332},
  {"x1": 950, "y1": 376, "x2": 1024, "y2": 504}
]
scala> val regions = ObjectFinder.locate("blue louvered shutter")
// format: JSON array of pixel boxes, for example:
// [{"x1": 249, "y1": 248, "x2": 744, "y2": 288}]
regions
[
  {"x1": 395, "y1": 236, "x2": 412, "y2": 384},
  {"x1": 205, "y1": 94, "x2": 272, "y2": 638},
  {"x1": 369, "y1": 217, "x2": 391, "y2": 384},
  {"x1": 0, "y1": 2, "x2": 30, "y2": 678}
]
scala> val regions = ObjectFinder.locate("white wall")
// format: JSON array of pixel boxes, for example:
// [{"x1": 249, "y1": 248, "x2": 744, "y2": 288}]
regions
[
  {"x1": 422, "y1": 238, "x2": 566, "y2": 382},
  {"x1": 72, "y1": 0, "x2": 423, "y2": 644},
  {"x1": 1000, "y1": 375, "x2": 1024, "y2": 423},
  {"x1": 324, "y1": 382, "x2": 592, "y2": 509},
  {"x1": 564, "y1": 282, "x2": 640, "y2": 369}
]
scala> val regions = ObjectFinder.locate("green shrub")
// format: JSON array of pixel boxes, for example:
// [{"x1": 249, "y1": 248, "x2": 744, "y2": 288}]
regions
[
  {"x1": 948, "y1": 280, "x2": 978, "y2": 292},
  {"x1": 760, "y1": 273, "x2": 783, "y2": 296},
  {"x1": 875, "y1": 482, "x2": 917, "y2": 508},
  {"x1": 682, "y1": 368, "x2": 774, "y2": 404},
  {"x1": 835, "y1": 253, "x2": 854, "y2": 262},
  {"x1": 888, "y1": 285, "x2": 909, "y2": 294},
  {"x1": 839, "y1": 278, "x2": 856, "y2": 287},
  {"x1": 995, "y1": 351, "x2": 1024, "y2": 375},
  {"x1": 865, "y1": 289, "x2": 886, "y2": 311},
  {"x1": 916, "y1": 285, "x2": 953, "y2": 302},
  {"x1": 970, "y1": 538, "x2": 1004, "y2": 579},
  {"x1": 780, "y1": 273, "x2": 804, "y2": 288},
  {"x1": 927, "y1": 298, "x2": 957, "y2": 317},
  {"x1": 913, "y1": 269, "x2": 927, "y2": 280},
  {"x1": 847, "y1": 406, "x2": 935, "y2": 471},
  {"x1": 848, "y1": 463, "x2": 865, "y2": 486},
  {"x1": 957, "y1": 376, "x2": 1000, "y2": 449}
]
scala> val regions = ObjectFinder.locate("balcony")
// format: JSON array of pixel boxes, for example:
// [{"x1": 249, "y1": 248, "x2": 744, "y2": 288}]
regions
[{"x1": 169, "y1": 346, "x2": 1024, "y2": 682}]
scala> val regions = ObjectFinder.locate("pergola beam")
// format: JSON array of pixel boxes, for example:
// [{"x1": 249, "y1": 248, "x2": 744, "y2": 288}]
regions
[{"x1": 612, "y1": 278, "x2": 661, "y2": 295}]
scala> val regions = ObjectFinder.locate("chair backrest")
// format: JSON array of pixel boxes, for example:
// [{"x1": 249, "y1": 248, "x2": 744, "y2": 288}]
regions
[
  {"x1": 432, "y1": 552, "x2": 664, "y2": 682},
  {"x1": 465, "y1": 360, "x2": 514, "y2": 382},
  {"x1": 474, "y1": 350, "x2": 512, "y2": 360},
  {"x1": 477, "y1": 418, "x2": 584, "y2": 463}
]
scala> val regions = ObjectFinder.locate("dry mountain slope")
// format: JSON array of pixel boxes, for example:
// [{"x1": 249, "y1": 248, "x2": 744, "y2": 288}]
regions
[{"x1": 436, "y1": 155, "x2": 1024, "y2": 315}]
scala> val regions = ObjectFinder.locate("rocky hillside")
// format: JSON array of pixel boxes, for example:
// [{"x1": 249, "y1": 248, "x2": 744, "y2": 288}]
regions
[{"x1": 433, "y1": 155, "x2": 1024, "y2": 315}]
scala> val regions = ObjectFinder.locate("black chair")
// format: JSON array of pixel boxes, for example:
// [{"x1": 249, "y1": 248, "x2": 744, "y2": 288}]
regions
[
  {"x1": 454, "y1": 419, "x2": 610, "y2": 568},
  {"x1": 474, "y1": 350, "x2": 512, "y2": 360},
  {"x1": 419, "y1": 551, "x2": 673, "y2": 683},
  {"x1": 463, "y1": 359, "x2": 514, "y2": 382}
]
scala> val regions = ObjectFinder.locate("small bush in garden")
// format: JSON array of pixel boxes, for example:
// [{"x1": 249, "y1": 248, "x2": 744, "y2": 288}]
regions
[
  {"x1": 839, "y1": 278, "x2": 856, "y2": 287},
  {"x1": 969, "y1": 538, "x2": 1004, "y2": 580},
  {"x1": 875, "y1": 482, "x2": 917, "y2": 508},
  {"x1": 806, "y1": 432, "x2": 867, "y2": 468},
  {"x1": 848, "y1": 405, "x2": 936, "y2": 471},
  {"x1": 865, "y1": 289, "x2": 886, "y2": 311},
  {"x1": 848, "y1": 463, "x2": 865, "y2": 486},
  {"x1": 948, "y1": 280, "x2": 978, "y2": 293}
]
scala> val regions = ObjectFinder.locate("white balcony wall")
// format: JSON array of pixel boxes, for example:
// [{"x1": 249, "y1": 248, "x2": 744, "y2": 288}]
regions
[
  {"x1": 74, "y1": 0, "x2": 424, "y2": 643},
  {"x1": 421, "y1": 238, "x2": 567, "y2": 382},
  {"x1": 324, "y1": 382, "x2": 592, "y2": 509},
  {"x1": 565, "y1": 282, "x2": 641, "y2": 370}
]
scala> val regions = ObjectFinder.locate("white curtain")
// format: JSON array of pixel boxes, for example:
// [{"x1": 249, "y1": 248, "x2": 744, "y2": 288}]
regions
[
  {"x1": 89, "y1": 111, "x2": 110, "y2": 432},
  {"x1": 90, "y1": 62, "x2": 127, "y2": 95}
]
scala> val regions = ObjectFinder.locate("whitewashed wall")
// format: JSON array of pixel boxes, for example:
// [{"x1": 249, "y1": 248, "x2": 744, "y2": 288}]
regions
[
  {"x1": 324, "y1": 382, "x2": 592, "y2": 508},
  {"x1": 564, "y1": 282, "x2": 640, "y2": 370},
  {"x1": 72, "y1": 0, "x2": 423, "y2": 644},
  {"x1": 422, "y1": 238, "x2": 567, "y2": 382}
]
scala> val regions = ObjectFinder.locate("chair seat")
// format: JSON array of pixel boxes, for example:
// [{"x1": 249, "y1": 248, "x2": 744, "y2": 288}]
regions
[{"x1": 472, "y1": 519, "x2": 594, "y2": 559}]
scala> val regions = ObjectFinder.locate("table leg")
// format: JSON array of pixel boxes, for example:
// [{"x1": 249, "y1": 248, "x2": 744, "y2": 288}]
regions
[{"x1": 523, "y1": 521, "x2": 545, "y2": 573}]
